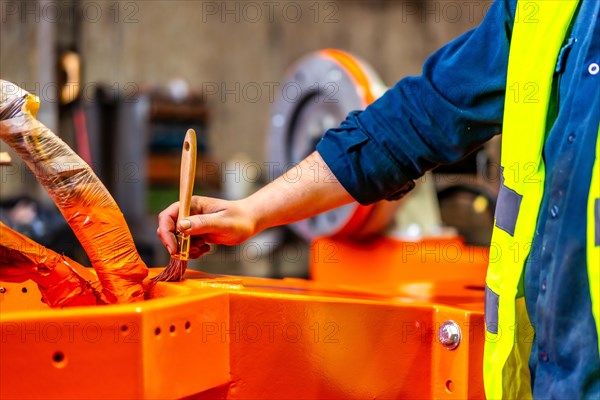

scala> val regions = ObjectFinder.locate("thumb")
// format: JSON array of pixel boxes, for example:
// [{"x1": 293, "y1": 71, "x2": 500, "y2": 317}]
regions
[{"x1": 177, "y1": 213, "x2": 224, "y2": 236}]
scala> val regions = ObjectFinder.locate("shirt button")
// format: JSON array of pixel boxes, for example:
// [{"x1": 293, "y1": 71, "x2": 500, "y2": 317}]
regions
[
  {"x1": 550, "y1": 205, "x2": 559, "y2": 218},
  {"x1": 589, "y1": 63, "x2": 600, "y2": 75},
  {"x1": 567, "y1": 133, "x2": 576, "y2": 143},
  {"x1": 541, "y1": 278, "x2": 547, "y2": 292},
  {"x1": 539, "y1": 351, "x2": 549, "y2": 362}
]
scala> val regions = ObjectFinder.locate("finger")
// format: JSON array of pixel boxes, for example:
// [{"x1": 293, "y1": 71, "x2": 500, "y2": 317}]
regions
[
  {"x1": 156, "y1": 226, "x2": 177, "y2": 255},
  {"x1": 190, "y1": 236, "x2": 206, "y2": 248},
  {"x1": 159, "y1": 201, "x2": 180, "y2": 225},
  {"x1": 190, "y1": 196, "x2": 226, "y2": 215},
  {"x1": 189, "y1": 244, "x2": 211, "y2": 259},
  {"x1": 157, "y1": 202, "x2": 180, "y2": 254},
  {"x1": 177, "y1": 213, "x2": 226, "y2": 236}
]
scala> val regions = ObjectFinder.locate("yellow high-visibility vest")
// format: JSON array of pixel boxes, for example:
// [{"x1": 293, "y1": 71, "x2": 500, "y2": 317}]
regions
[{"x1": 484, "y1": 0, "x2": 600, "y2": 398}]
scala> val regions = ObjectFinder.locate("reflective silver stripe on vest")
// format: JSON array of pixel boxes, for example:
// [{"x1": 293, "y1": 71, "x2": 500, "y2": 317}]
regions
[
  {"x1": 495, "y1": 167, "x2": 523, "y2": 236},
  {"x1": 595, "y1": 198, "x2": 600, "y2": 246},
  {"x1": 485, "y1": 285, "x2": 500, "y2": 334}
]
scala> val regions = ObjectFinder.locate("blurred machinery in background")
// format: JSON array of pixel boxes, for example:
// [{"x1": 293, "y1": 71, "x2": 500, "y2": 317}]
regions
[
  {"x1": 268, "y1": 49, "x2": 401, "y2": 240},
  {"x1": 1, "y1": 50, "x2": 495, "y2": 398}
]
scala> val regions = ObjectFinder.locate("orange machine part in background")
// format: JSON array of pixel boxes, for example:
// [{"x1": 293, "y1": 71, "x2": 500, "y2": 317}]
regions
[{"x1": 0, "y1": 237, "x2": 487, "y2": 399}]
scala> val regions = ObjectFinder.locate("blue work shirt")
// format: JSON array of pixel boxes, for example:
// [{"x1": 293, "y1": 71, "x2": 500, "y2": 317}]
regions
[{"x1": 316, "y1": 0, "x2": 600, "y2": 397}]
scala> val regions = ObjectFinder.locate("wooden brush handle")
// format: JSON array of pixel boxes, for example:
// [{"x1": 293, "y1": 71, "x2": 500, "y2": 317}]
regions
[{"x1": 178, "y1": 129, "x2": 197, "y2": 222}]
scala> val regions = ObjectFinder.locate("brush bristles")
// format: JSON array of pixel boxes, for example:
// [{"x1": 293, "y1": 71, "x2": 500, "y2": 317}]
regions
[
  {"x1": 152, "y1": 231, "x2": 191, "y2": 283},
  {"x1": 151, "y1": 258, "x2": 189, "y2": 282}
]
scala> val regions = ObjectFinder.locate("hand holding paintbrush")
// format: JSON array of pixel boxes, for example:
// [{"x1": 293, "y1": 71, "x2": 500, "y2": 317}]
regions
[{"x1": 152, "y1": 129, "x2": 197, "y2": 282}]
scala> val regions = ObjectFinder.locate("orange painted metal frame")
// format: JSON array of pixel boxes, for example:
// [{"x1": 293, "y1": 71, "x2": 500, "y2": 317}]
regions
[{"x1": 0, "y1": 237, "x2": 487, "y2": 399}]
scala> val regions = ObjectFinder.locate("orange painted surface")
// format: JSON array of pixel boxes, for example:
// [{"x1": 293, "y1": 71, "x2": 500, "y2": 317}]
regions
[
  {"x1": 311, "y1": 236, "x2": 488, "y2": 309},
  {"x1": 0, "y1": 238, "x2": 487, "y2": 399},
  {"x1": 0, "y1": 280, "x2": 229, "y2": 399}
]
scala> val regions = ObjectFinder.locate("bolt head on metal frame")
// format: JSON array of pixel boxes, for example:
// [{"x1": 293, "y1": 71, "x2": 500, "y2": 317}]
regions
[{"x1": 439, "y1": 320, "x2": 461, "y2": 350}]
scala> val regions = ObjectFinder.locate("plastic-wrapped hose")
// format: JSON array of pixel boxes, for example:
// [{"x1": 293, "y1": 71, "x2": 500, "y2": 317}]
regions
[
  {"x1": 0, "y1": 80, "x2": 148, "y2": 303},
  {"x1": 0, "y1": 222, "x2": 108, "y2": 307}
]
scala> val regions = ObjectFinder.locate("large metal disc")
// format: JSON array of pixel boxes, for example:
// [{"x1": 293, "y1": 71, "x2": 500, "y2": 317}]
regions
[{"x1": 268, "y1": 50, "x2": 391, "y2": 240}]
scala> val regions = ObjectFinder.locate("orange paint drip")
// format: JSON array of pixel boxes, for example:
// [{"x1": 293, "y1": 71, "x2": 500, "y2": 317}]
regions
[{"x1": 0, "y1": 222, "x2": 107, "y2": 307}]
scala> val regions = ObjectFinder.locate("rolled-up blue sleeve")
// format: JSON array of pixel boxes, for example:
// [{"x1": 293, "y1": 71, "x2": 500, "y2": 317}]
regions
[{"x1": 316, "y1": 0, "x2": 516, "y2": 205}]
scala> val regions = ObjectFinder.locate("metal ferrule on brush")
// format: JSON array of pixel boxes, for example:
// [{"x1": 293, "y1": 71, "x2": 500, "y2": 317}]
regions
[{"x1": 174, "y1": 231, "x2": 191, "y2": 261}]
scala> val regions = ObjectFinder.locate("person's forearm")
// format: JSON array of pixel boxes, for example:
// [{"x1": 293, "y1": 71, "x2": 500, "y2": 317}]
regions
[{"x1": 246, "y1": 151, "x2": 354, "y2": 233}]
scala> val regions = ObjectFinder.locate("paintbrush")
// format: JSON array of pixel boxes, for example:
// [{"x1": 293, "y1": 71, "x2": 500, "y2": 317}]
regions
[{"x1": 152, "y1": 129, "x2": 197, "y2": 282}]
